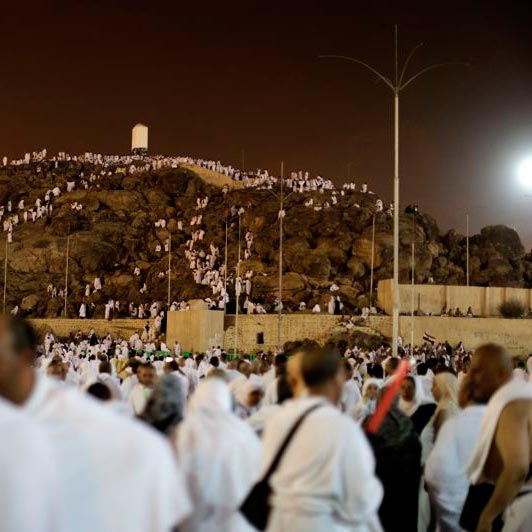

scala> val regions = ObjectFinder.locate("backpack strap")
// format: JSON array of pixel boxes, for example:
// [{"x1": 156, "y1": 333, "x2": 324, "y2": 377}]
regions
[{"x1": 262, "y1": 402, "x2": 323, "y2": 481}]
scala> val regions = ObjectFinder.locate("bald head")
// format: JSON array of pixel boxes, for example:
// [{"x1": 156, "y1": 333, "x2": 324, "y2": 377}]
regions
[{"x1": 469, "y1": 343, "x2": 513, "y2": 403}]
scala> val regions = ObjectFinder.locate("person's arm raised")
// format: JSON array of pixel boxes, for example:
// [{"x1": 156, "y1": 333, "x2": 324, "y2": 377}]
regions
[{"x1": 476, "y1": 400, "x2": 531, "y2": 532}]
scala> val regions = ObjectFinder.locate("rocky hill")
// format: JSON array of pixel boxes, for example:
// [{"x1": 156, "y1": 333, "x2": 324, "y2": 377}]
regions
[{"x1": 1, "y1": 158, "x2": 531, "y2": 318}]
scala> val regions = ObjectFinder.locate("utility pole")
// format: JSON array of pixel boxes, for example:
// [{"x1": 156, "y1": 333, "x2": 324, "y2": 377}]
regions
[
  {"x1": 233, "y1": 213, "x2": 242, "y2": 355},
  {"x1": 266, "y1": 162, "x2": 293, "y2": 351},
  {"x1": 369, "y1": 213, "x2": 376, "y2": 307},
  {"x1": 64, "y1": 227, "x2": 70, "y2": 318},
  {"x1": 466, "y1": 214, "x2": 470, "y2": 287},
  {"x1": 224, "y1": 217, "x2": 228, "y2": 314},
  {"x1": 167, "y1": 231, "x2": 172, "y2": 307},
  {"x1": 3, "y1": 235, "x2": 7, "y2": 314},
  {"x1": 277, "y1": 161, "x2": 285, "y2": 351},
  {"x1": 411, "y1": 209, "x2": 416, "y2": 347},
  {"x1": 320, "y1": 28, "x2": 467, "y2": 356}
]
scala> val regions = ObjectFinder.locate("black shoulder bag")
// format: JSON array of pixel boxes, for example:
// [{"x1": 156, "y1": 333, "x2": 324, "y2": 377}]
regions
[{"x1": 240, "y1": 403, "x2": 322, "y2": 530}]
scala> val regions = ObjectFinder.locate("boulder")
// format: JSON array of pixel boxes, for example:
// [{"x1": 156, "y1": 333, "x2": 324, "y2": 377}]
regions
[
  {"x1": 346, "y1": 257, "x2": 366, "y2": 279},
  {"x1": 21, "y1": 294, "x2": 39, "y2": 310}
]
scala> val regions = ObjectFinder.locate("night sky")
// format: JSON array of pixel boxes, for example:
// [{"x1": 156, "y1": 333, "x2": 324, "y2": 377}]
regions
[{"x1": 2, "y1": 2, "x2": 532, "y2": 244}]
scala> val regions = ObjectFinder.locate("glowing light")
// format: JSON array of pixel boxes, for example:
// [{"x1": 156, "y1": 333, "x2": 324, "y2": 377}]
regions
[{"x1": 518, "y1": 158, "x2": 532, "y2": 187}]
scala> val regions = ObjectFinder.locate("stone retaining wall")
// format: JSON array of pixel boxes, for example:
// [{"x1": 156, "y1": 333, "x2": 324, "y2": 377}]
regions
[
  {"x1": 27, "y1": 314, "x2": 532, "y2": 357},
  {"x1": 29, "y1": 318, "x2": 147, "y2": 339}
]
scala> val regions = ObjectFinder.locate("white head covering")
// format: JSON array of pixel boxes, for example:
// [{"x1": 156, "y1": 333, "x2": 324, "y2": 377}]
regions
[
  {"x1": 362, "y1": 378, "x2": 382, "y2": 397},
  {"x1": 175, "y1": 377, "x2": 261, "y2": 525},
  {"x1": 350, "y1": 378, "x2": 382, "y2": 423},
  {"x1": 526, "y1": 355, "x2": 532, "y2": 376},
  {"x1": 398, "y1": 375, "x2": 433, "y2": 417},
  {"x1": 236, "y1": 375, "x2": 264, "y2": 407}
]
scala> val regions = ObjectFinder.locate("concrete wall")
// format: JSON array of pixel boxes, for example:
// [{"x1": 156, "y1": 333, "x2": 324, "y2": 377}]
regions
[
  {"x1": 166, "y1": 309, "x2": 225, "y2": 352},
  {"x1": 28, "y1": 313, "x2": 532, "y2": 357},
  {"x1": 377, "y1": 279, "x2": 532, "y2": 317},
  {"x1": 392, "y1": 315, "x2": 532, "y2": 357},
  {"x1": 223, "y1": 314, "x2": 341, "y2": 353},
  {"x1": 30, "y1": 318, "x2": 147, "y2": 339},
  {"x1": 223, "y1": 313, "x2": 532, "y2": 356}
]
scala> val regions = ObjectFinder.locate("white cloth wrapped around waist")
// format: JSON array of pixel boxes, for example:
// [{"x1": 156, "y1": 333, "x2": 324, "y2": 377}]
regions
[{"x1": 467, "y1": 379, "x2": 532, "y2": 484}]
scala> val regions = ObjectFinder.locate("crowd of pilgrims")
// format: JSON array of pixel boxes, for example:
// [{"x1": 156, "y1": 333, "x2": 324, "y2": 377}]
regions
[
  {"x1": 2, "y1": 149, "x2": 389, "y2": 317},
  {"x1": 2, "y1": 314, "x2": 532, "y2": 531}
]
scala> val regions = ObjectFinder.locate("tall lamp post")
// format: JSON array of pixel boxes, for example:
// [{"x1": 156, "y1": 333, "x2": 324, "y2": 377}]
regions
[
  {"x1": 461, "y1": 205, "x2": 486, "y2": 287},
  {"x1": 410, "y1": 206, "x2": 418, "y2": 348},
  {"x1": 224, "y1": 217, "x2": 229, "y2": 306},
  {"x1": 64, "y1": 227, "x2": 70, "y2": 318},
  {"x1": 320, "y1": 27, "x2": 467, "y2": 356},
  {"x1": 223, "y1": 210, "x2": 241, "y2": 318},
  {"x1": 369, "y1": 213, "x2": 376, "y2": 307},
  {"x1": 267, "y1": 162, "x2": 293, "y2": 352},
  {"x1": 167, "y1": 230, "x2": 172, "y2": 307},
  {"x1": 466, "y1": 214, "x2": 470, "y2": 287},
  {"x1": 3, "y1": 234, "x2": 8, "y2": 314},
  {"x1": 233, "y1": 212, "x2": 242, "y2": 356}
]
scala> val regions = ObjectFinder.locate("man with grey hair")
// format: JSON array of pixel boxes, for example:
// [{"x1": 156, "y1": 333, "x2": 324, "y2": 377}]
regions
[{"x1": 139, "y1": 373, "x2": 185, "y2": 435}]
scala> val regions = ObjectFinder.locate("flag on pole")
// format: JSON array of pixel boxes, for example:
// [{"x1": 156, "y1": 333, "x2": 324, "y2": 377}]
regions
[{"x1": 422, "y1": 332, "x2": 436, "y2": 344}]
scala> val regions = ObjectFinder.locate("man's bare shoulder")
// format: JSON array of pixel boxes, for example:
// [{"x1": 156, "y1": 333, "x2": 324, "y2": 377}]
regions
[{"x1": 501, "y1": 398, "x2": 532, "y2": 418}]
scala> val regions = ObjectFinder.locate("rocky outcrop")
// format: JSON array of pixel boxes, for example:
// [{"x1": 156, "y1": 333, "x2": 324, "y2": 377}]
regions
[{"x1": 1, "y1": 160, "x2": 531, "y2": 317}]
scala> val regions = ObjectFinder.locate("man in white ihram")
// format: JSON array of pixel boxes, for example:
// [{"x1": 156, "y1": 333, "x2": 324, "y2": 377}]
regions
[
  {"x1": 464, "y1": 343, "x2": 532, "y2": 532},
  {"x1": 175, "y1": 375, "x2": 261, "y2": 532},
  {"x1": 0, "y1": 316, "x2": 191, "y2": 532},
  {"x1": 424, "y1": 373, "x2": 486, "y2": 531},
  {"x1": 129, "y1": 362, "x2": 157, "y2": 414},
  {"x1": 0, "y1": 397, "x2": 63, "y2": 532},
  {"x1": 261, "y1": 346, "x2": 383, "y2": 531}
]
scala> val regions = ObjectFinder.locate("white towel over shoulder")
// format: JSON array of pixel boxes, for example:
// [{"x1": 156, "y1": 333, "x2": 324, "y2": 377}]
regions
[{"x1": 467, "y1": 379, "x2": 532, "y2": 484}]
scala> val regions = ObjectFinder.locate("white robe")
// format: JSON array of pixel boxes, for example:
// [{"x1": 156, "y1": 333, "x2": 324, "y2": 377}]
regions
[
  {"x1": 425, "y1": 404, "x2": 486, "y2": 532},
  {"x1": 21, "y1": 373, "x2": 191, "y2": 532},
  {"x1": 0, "y1": 397, "x2": 63, "y2": 532},
  {"x1": 341, "y1": 380, "x2": 362, "y2": 413},
  {"x1": 120, "y1": 373, "x2": 138, "y2": 399},
  {"x1": 97, "y1": 373, "x2": 122, "y2": 400},
  {"x1": 262, "y1": 377, "x2": 279, "y2": 407},
  {"x1": 466, "y1": 379, "x2": 532, "y2": 531},
  {"x1": 128, "y1": 382, "x2": 152, "y2": 415},
  {"x1": 467, "y1": 380, "x2": 532, "y2": 484},
  {"x1": 175, "y1": 378, "x2": 261, "y2": 532},
  {"x1": 263, "y1": 396, "x2": 383, "y2": 532}
]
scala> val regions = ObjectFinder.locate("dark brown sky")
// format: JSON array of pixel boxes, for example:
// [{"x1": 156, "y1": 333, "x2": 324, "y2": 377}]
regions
[{"x1": 2, "y1": 1, "x2": 532, "y2": 244}]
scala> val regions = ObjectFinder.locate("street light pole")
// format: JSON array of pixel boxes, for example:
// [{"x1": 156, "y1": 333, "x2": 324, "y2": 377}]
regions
[
  {"x1": 167, "y1": 231, "x2": 172, "y2": 307},
  {"x1": 277, "y1": 161, "x2": 284, "y2": 352},
  {"x1": 320, "y1": 28, "x2": 467, "y2": 356},
  {"x1": 410, "y1": 208, "x2": 416, "y2": 348},
  {"x1": 466, "y1": 214, "x2": 470, "y2": 287},
  {"x1": 369, "y1": 213, "x2": 376, "y2": 307},
  {"x1": 3, "y1": 235, "x2": 7, "y2": 314},
  {"x1": 393, "y1": 88, "x2": 400, "y2": 354},
  {"x1": 64, "y1": 229, "x2": 70, "y2": 318},
  {"x1": 224, "y1": 217, "x2": 228, "y2": 313},
  {"x1": 233, "y1": 214, "x2": 242, "y2": 356},
  {"x1": 265, "y1": 162, "x2": 293, "y2": 351}
]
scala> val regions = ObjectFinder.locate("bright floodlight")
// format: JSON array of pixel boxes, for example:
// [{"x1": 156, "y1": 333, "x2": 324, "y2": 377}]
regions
[{"x1": 518, "y1": 158, "x2": 532, "y2": 187}]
